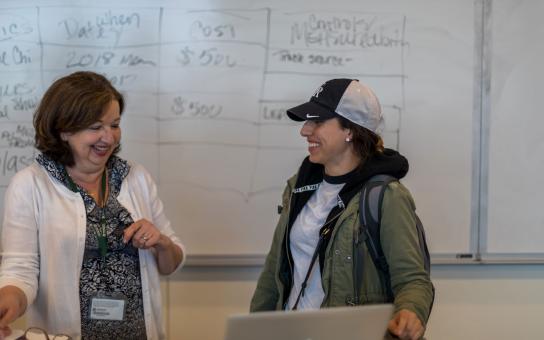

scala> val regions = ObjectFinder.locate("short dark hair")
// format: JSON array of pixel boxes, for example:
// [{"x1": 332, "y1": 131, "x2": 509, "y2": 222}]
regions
[
  {"x1": 338, "y1": 116, "x2": 384, "y2": 166},
  {"x1": 33, "y1": 71, "x2": 124, "y2": 166}
]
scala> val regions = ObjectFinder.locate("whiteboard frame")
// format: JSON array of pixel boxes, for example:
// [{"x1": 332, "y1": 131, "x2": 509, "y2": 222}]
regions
[{"x1": 184, "y1": 253, "x2": 544, "y2": 267}]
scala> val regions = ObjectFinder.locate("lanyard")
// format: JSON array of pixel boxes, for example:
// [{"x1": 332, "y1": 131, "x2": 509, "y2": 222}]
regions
[
  {"x1": 291, "y1": 226, "x2": 330, "y2": 310},
  {"x1": 65, "y1": 167, "x2": 108, "y2": 261},
  {"x1": 291, "y1": 208, "x2": 344, "y2": 310}
]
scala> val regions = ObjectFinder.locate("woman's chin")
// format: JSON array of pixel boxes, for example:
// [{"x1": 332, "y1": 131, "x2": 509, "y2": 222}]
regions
[
  {"x1": 91, "y1": 150, "x2": 113, "y2": 161},
  {"x1": 308, "y1": 154, "x2": 322, "y2": 164}
]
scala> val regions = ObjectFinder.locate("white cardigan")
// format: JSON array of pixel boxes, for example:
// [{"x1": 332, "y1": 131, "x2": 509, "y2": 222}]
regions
[{"x1": 0, "y1": 161, "x2": 185, "y2": 339}]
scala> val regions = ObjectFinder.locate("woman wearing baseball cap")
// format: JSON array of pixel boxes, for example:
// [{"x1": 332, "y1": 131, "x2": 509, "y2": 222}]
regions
[{"x1": 250, "y1": 79, "x2": 434, "y2": 340}]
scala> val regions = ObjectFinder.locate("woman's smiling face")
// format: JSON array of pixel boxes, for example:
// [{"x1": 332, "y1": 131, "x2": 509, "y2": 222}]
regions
[
  {"x1": 299, "y1": 117, "x2": 356, "y2": 175},
  {"x1": 61, "y1": 100, "x2": 121, "y2": 174}
]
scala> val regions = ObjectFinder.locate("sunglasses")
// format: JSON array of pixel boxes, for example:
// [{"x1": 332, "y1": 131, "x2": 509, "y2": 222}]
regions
[{"x1": 15, "y1": 327, "x2": 72, "y2": 340}]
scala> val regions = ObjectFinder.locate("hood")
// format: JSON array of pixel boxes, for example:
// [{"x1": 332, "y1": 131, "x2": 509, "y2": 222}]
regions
[
  {"x1": 289, "y1": 148, "x2": 409, "y2": 230},
  {"x1": 357, "y1": 148, "x2": 409, "y2": 183},
  {"x1": 293, "y1": 148, "x2": 409, "y2": 192}
]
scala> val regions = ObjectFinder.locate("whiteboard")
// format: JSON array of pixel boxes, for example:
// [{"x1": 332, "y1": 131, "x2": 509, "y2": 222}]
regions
[
  {"x1": 0, "y1": 0, "x2": 476, "y2": 258},
  {"x1": 485, "y1": 0, "x2": 544, "y2": 257}
]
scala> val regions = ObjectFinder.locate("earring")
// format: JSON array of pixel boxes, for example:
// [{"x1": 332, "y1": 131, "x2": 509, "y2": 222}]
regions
[{"x1": 345, "y1": 137, "x2": 351, "y2": 142}]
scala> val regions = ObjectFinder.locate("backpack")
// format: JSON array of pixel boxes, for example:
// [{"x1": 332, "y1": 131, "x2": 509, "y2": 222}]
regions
[{"x1": 352, "y1": 174, "x2": 434, "y2": 310}]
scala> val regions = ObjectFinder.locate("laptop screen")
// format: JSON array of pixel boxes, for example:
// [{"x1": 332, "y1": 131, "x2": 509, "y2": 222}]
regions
[{"x1": 224, "y1": 304, "x2": 394, "y2": 340}]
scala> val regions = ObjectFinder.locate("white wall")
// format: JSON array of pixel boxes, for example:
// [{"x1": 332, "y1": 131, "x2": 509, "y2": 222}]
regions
[
  {"x1": 12, "y1": 265, "x2": 544, "y2": 340},
  {"x1": 11, "y1": 264, "x2": 543, "y2": 339},
  {"x1": 166, "y1": 264, "x2": 544, "y2": 340}
]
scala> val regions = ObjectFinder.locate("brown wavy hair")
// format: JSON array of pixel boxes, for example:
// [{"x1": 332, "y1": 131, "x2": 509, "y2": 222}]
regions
[
  {"x1": 338, "y1": 116, "x2": 384, "y2": 166},
  {"x1": 33, "y1": 71, "x2": 124, "y2": 166}
]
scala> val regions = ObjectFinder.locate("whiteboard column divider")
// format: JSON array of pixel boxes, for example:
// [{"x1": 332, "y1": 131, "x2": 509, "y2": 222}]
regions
[
  {"x1": 471, "y1": 0, "x2": 485, "y2": 261},
  {"x1": 37, "y1": 6, "x2": 44, "y2": 94},
  {"x1": 157, "y1": 7, "x2": 170, "y2": 339},
  {"x1": 475, "y1": 0, "x2": 492, "y2": 260},
  {"x1": 470, "y1": 0, "x2": 492, "y2": 262}
]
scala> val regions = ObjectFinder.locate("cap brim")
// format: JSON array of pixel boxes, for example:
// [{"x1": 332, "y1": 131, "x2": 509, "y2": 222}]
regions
[{"x1": 287, "y1": 101, "x2": 337, "y2": 121}]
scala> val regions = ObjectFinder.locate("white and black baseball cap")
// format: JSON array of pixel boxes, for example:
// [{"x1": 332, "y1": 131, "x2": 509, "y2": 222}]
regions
[{"x1": 287, "y1": 79, "x2": 384, "y2": 133}]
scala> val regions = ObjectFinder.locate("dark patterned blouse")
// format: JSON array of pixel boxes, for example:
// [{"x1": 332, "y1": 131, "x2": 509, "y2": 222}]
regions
[{"x1": 37, "y1": 154, "x2": 147, "y2": 340}]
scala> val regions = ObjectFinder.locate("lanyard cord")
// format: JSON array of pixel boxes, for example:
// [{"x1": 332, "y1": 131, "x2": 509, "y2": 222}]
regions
[
  {"x1": 291, "y1": 209, "x2": 343, "y2": 310},
  {"x1": 291, "y1": 228, "x2": 328, "y2": 310},
  {"x1": 64, "y1": 167, "x2": 107, "y2": 207},
  {"x1": 98, "y1": 170, "x2": 107, "y2": 260}
]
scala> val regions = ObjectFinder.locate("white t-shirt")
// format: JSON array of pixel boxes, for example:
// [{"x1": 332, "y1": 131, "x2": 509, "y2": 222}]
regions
[{"x1": 286, "y1": 179, "x2": 345, "y2": 310}]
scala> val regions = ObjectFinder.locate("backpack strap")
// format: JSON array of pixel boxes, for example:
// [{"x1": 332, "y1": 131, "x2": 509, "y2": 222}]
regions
[{"x1": 353, "y1": 174, "x2": 397, "y2": 304}]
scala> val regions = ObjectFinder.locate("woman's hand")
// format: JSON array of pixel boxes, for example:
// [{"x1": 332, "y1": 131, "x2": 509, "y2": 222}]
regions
[
  {"x1": 387, "y1": 309, "x2": 425, "y2": 340},
  {"x1": 123, "y1": 218, "x2": 162, "y2": 250},
  {"x1": 123, "y1": 219, "x2": 183, "y2": 274},
  {"x1": 0, "y1": 285, "x2": 27, "y2": 339}
]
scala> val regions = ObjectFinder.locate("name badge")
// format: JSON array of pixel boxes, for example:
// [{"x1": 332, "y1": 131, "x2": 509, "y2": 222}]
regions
[{"x1": 90, "y1": 296, "x2": 126, "y2": 321}]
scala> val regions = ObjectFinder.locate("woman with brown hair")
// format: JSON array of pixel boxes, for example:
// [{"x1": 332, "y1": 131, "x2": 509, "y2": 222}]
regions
[
  {"x1": 0, "y1": 71, "x2": 184, "y2": 339},
  {"x1": 250, "y1": 79, "x2": 433, "y2": 340}
]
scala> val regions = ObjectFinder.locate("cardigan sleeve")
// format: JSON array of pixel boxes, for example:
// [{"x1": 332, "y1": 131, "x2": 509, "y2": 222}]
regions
[
  {"x1": 129, "y1": 163, "x2": 186, "y2": 271},
  {"x1": 0, "y1": 168, "x2": 40, "y2": 305}
]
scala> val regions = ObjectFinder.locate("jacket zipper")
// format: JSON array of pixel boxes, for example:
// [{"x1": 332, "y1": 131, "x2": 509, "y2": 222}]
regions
[
  {"x1": 283, "y1": 191, "x2": 294, "y2": 309},
  {"x1": 351, "y1": 218, "x2": 364, "y2": 306}
]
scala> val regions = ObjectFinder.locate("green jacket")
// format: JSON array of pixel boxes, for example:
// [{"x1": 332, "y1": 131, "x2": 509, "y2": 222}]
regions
[{"x1": 250, "y1": 172, "x2": 434, "y2": 325}]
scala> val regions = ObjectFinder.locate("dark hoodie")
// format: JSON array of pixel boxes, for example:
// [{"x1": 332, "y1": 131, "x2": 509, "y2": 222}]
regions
[{"x1": 279, "y1": 148, "x2": 409, "y2": 304}]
